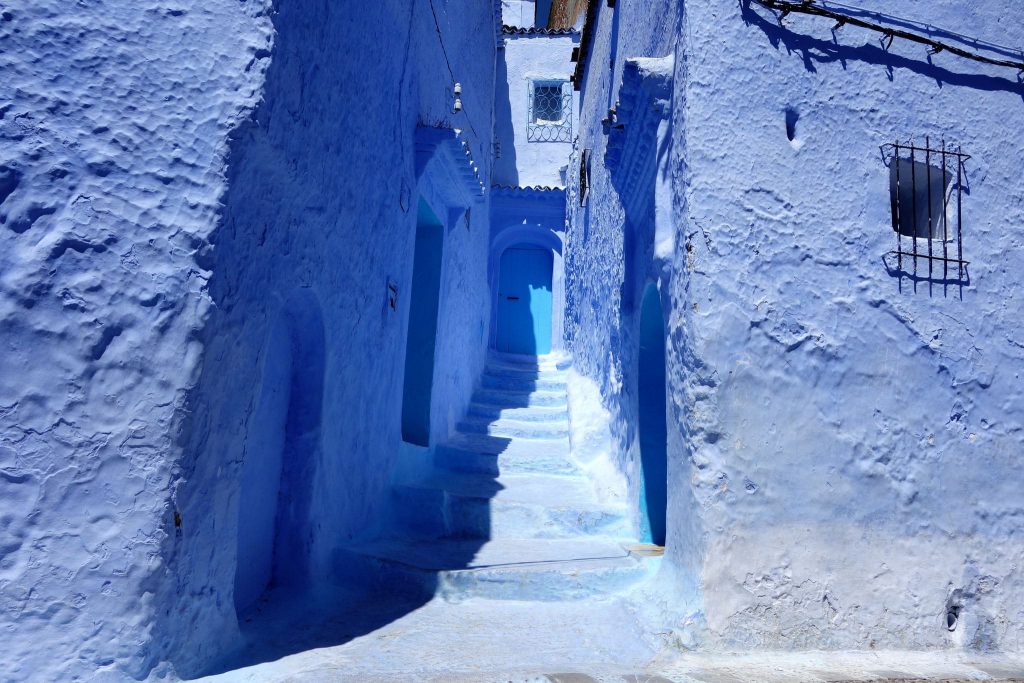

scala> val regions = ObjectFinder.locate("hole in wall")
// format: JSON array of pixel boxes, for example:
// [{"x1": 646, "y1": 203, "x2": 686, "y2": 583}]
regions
[
  {"x1": 785, "y1": 107, "x2": 799, "y2": 142},
  {"x1": 946, "y1": 604, "x2": 961, "y2": 631}
]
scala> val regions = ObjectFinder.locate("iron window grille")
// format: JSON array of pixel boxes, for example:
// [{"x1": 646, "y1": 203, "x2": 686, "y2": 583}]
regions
[
  {"x1": 883, "y1": 138, "x2": 970, "y2": 282},
  {"x1": 528, "y1": 80, "x2": 573, "y2": 142}
]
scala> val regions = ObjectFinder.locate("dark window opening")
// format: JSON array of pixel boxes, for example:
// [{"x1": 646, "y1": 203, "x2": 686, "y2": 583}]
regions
[
  {"x1": 533, "y1": 85, "x2": 564, "y2": 123},
  {"x1": 528, "y1": 81, "x2": 572, "y2": 142},
  {"x1": 883, "y1": 139, "x2": 970, "y2": 281}
]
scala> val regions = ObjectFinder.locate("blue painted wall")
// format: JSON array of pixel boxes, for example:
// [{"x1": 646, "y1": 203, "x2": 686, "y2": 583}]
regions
[
  {"x1": 151, "y1": 1, "x2": 497, "y2": 674},
  {"x1": 0, "y1": 0, "x2": 496, "y2": 678},
  {"x1": 566, "y1": 0, "x2": 1024, "y2": 654}
]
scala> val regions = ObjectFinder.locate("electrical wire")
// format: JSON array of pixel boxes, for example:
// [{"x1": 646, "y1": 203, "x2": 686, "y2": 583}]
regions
[
  {"x1": 427, "y1": 0, "x2": 484, "y2": 147},
  {"x1": 750, "y1": 0, "x2": 1024, "y2": 72}
]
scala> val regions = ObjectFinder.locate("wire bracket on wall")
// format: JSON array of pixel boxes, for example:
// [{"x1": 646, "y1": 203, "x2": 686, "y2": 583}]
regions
[{"x1": 748, "y1": 0, "x2": 1024, "y2": 72}]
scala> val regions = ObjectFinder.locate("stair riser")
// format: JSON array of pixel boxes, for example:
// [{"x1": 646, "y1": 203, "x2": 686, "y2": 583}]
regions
[
  {"x1": 483, "y1": 365, "x2": 568, "y2": 381},
  {"x1": 333, "y1": 549, "x2": 646, "y2": 603},
  {"x1": 457, "y1": 420, "x2": 569, "y2": 440},
  {"x1": 467, "y1": 404, "x2": 568, "y2": 423},
  {"x1": 436, "y1": 447, "x2": 578, "y2": 476},
  {"x1": 473, "y1": 389, "x2": 567, "y2": 409},
  {"x1": 487, "y1": 352, "x2": 573, "y2": 371},
  {"x1": 390, "y1": 488, "x2": 630, "y2": 541},
  {"x1": 481, "y1": 374, "x2": 566, "y2": 393},
  {"x1": 438, "y1": 562, "x2": 646, "y2": 602},
  {"x1": 331, "y1": 548, "x2": 438, "y2": 601}
]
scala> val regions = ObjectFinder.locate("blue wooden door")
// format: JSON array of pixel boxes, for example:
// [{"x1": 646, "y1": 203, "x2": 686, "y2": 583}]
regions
[{"x1": 497, "y1": 247, "x2": 553, "y2": 355}]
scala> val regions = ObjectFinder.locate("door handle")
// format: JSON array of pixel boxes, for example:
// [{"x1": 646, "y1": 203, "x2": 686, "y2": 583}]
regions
[{"x1": 506, "y1": 296, "x2": 520, "y2": 300}]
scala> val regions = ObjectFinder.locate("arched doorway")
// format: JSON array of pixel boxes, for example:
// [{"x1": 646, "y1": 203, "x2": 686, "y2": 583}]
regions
[
  {"x1": 496, "y1": 245, "x2": 553, "y2": 355},
  {"x1": 638, "y1": 283, "x2": 667, "y2": 546},
  {"x1": 235, "y1": 291, "x2": 325, "y2": 613}
]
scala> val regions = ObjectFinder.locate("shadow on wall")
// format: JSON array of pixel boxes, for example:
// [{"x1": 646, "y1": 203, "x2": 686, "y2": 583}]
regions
[
  {"x1": 740, "y1": 0, "x2": 1024, "y2": 97},
  {"x1": 493, "y1": 46, "x2": 520, "y2": 186},
  {"x1": 151, "y1": 0, "x2": 457, "y2": 676}
]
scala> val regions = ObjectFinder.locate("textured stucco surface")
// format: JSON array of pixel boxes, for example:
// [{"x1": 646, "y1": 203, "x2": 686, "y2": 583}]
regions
[
  {"x1": 159, "y1": 1, "x2": 495, "y2": 677},
  {"x1": 565, "y1": 0, "x2": 1024, "y2": 654},
  {"x1": 0, "y1": 1, "x2": 272, "y2": 679},
  {"x1": 0, "y1": 0, "x2": 495, "y2": 679}
]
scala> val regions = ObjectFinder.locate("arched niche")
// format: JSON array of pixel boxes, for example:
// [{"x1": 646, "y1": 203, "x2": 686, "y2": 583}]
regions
[{"x1": 234, "y1": 288, "x2": 325, "y2": 613}]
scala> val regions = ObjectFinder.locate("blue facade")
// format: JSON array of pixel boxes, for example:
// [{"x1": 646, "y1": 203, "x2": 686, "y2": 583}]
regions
[
  {"x1": 0, "y1": 0, "x2": 1022, "y2": 679},
  {"x1": 566, "y1": 0, "x2": 1024, "y2": 654}
]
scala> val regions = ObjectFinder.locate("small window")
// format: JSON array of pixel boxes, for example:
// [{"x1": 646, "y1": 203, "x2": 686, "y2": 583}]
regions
[
  {"x1": 533, "y1": 84, "x2": 565, "y2": 124},
  {"x1": 883, "y1": 139, "x2": 970, "y2": 281},
  {"x1": 528, "y1": 81, "x2": 572, "y2": 142},
  {"x1": 889, "y1": 157, "x2": 952, "y2": 240}
]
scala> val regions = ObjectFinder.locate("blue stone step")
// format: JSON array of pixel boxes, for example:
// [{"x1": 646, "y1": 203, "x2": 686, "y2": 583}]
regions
[
  {"x1": 333, "y1": 537, "x2": 651, "y2": 602},
  {"x1": 388, "y1": 472, "x2": 630, "y2": 540},
  {"x1": 436, "y1": 434, "x2": 577, "y2": 475},
  {"x1": 473, "y1": 387, "x2": 567, "y2": 409},
  {"x1": 457, "y1": 416, "x2": 569, "y2": 440},
  {"x1": 480, "y1": 373, "x2": 567, "y2": 393},
  {"x1": 466, "y1": 402, "x2": 568, "y2": 423},
  {"x1": 482, "y1": 362, "x2": 568, "y2": 381},
  {"x1": 487, "y1": 351, "x2": 573, "y2": 372}
]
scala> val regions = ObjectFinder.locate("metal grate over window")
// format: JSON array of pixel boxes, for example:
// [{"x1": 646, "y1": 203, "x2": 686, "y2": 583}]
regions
[
  {"x1": 528, "y1": 80, "x2": 572, "y2": 142},
  {"x1": 883, "y1": 138, "x2": 970, "y2": 282}
]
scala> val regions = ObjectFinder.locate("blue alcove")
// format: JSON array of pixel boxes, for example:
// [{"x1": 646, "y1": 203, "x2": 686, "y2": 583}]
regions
[
  {"x1": 235, "y1": 290, "x2": 326, "y2": 612},
  {"x1": 637, "y1": 283, "x2": 667, "y2": 546},
  {"x1": 401, "y1": 200, "x2": 446, "y2": 446}
]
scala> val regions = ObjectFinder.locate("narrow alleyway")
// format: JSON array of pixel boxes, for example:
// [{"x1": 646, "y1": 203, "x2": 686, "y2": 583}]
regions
[
  {"x1": 200, "y1": 351, "x2": 663, "y2": 681},
  {"x1": 347, "y1": 351, "x2": 655, "y2": 599}
]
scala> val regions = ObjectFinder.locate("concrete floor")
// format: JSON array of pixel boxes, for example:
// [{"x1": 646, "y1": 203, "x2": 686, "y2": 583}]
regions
[{"x1": 194, "y1": 586, "x2": 1024, "y2": 683}]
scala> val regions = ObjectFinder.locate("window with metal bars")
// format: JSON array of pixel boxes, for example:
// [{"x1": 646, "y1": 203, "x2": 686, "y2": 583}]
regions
[
  {"x1": 883, "y1": 139, "x2": 969, "y2": 281},
  {"x1": 528, "y1": 80, "x2": 572, "y2": 142}
]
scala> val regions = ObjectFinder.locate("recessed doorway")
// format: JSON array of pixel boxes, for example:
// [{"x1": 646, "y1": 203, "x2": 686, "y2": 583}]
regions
[
  {"x1": 496, "y1": 246, "x2": 553, "y2": 355},
  {"x1": 637, "y1": 283, "x2": 667, "y2": 546},
  {"x1": 401, "y1": 200, "x2": 446, "y2": 446}
]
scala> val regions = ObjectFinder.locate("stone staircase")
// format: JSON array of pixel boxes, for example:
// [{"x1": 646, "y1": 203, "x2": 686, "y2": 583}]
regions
[{"x1": 335, "y1": 351, "x2": 654, "y2": 603}]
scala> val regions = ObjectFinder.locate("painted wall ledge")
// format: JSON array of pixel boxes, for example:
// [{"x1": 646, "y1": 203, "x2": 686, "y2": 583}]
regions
[
  {"x1": 501, "y1": 25, "x2": 580, "y2": 36},
  {"x1": 414, "y1": 126, "x2": 486, "y2": 229},
  {"x1": 606, "y1": 55, "x2": 674, "y2": 219}
]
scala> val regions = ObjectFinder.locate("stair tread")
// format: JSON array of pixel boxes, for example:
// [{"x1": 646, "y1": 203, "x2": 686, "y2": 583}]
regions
[
  {"x1": 461, "y1": 415, "x2": 568, "y2": 429},
  {"x1": 350, "y1": 536, "x2": 637, "y2": 573},
  {"x1": 444, "y1": 432, "x2": 570, "y2": 454},
  {"x1": 397, "y1": 471, "x2": 622, "y2": 510},
  {"x1": 468, "y1": 403, "x2": 567, "y2": 418}
]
